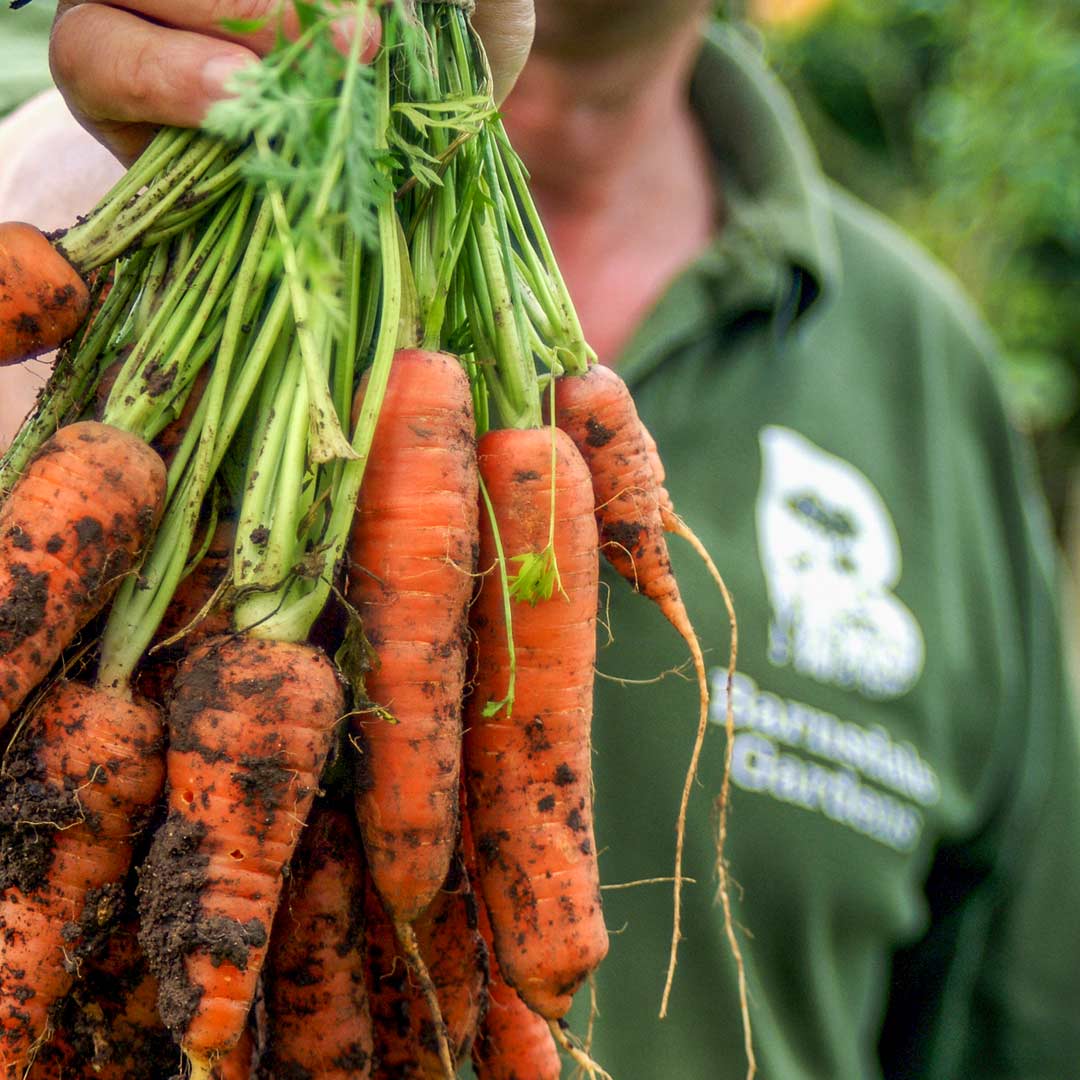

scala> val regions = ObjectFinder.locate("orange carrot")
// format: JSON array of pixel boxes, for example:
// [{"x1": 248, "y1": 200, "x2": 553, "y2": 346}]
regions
[
  {"x1": 137, "y1": 635, "x2": 344, "y2": 1078},
  {"x1": 213, "y1": 1025, "x2": 254, "y2": 1080},
  {"x1": 0, "y1": 680, "x2": 165, "y2": 1076},
  {"x1": 0, "y1": 420, "x2": 166, "y2": 729},
  {"x1": 0, "y1": 222, "x2": 89, "y2": 365},
  {"x1": 347, "y1": 349, "x2": 478, "y2": 924},
  {"x1": 462, "y1": 806, "x2": 560, "y2": 1080},
  {"x1": 463, "y1": 426, "x2": 607, "y2": 1021},
  {"x1": 551, "y1": 363, "x2": 745, "y2": 1026},
  {"x1": 261, "y1": 805, "x2": 373, "y2": 1080},
  {"x1": 28, "y1": 917, "x2": 173, "y2": 1080},
  {"x1": 364, "y1": 852, "x2": 487, "y2": 1078},
  {"x1": 550, "y1": 364, "x2": 685, "y2": 626}
]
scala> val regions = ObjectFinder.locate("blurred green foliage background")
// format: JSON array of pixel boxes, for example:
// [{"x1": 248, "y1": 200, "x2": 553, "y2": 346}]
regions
[
  {"x1": 743, "y1": 0, "x2": 1080, "y2": 530},
  {"x1": 0, "y1": 0, "x2": 57, "y2": 117}
]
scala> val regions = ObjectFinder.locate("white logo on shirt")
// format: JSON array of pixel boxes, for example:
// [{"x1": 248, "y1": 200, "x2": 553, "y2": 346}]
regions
[{"x1": 756, "y1": 426, "x2": 924, "y2": 698}]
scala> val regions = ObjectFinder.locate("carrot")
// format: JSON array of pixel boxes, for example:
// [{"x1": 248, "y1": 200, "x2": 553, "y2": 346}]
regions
[
  {"x1": 549, "y1": 364, "x2": 686, "y2": 623},
  {"x1": 364, "y1": 852, "x2": 487, "y2": 1078},
  {"x1": 470, "y1": 897, "x2": 561, "y2": 1080},
  {"x1": 260, "y1": 805, "x2": 373, "y2": 1080},
  {"x1": 462, "y1": 426, "x2": 607, "y2": 1022},
  {"x1": 347, "y1": 349, "x2": 479, "y2": 924},
  {"x1": 136, "y1": 634, "x2": 344, "y2": 1078},
  {"x1": 213, "y1": 1025, "x2": 254, "y2": 1080},
  {"x1": 0, "y1": 680, "x2": 165, "y2": 1076},
  {"x1": 0, "y1": 420, "x2": 166, "y2": 729},
  {"x1": 551, "y1": 363, "x2": 750, "y2": 1042},
  {"x1": 28, "y1": 917, "x2": 174, "y2": 1080},
  {"x1": 0, "y1": 222, "x2": 90, "y2": 366},
  {"x1": 461, "y1": 806, "x2": 560, "y2": 1080}
]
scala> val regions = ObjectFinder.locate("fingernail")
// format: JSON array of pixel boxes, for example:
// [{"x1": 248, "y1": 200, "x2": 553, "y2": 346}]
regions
[{"x1": 202, "y1": 54, "x2": 256, "y2": 100}]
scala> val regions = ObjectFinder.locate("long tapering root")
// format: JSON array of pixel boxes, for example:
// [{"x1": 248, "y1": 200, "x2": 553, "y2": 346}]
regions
[
  {"x1": 395, "y1": 920, "x2": 456, "y2": 1080},
  {"x1": 659, "y1": 624, "x2": 709, "y2": 1020},
  {"x1": 664, "y1": 509, "x2": 755, "y2": 1079},
  {"x1": 549, "y1": 1019, "x2": 612, "y2": 1080}
]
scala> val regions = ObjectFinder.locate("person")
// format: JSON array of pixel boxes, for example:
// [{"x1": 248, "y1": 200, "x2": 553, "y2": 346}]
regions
[{"x1": 7, "y1": 1, "x2": 1080, "y2": 1076}]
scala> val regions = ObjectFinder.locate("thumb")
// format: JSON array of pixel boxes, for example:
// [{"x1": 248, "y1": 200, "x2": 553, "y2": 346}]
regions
[{"x1": 469, "y1": 0, "x2": 535, "y2": 105}]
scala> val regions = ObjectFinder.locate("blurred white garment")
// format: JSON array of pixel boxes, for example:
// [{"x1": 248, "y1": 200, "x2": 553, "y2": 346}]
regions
[{"x1": 0, "y1": 89, "x2": 122, "y2": 444}]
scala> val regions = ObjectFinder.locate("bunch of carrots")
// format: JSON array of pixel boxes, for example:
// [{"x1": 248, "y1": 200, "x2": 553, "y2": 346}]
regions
[{"x1": 0, "y1": 1, "x2": 746, "y2": 1078}]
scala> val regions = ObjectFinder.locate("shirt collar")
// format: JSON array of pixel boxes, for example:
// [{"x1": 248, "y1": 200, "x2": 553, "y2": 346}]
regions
[{"x1": 617, "y1": 22, "x2": 841, "y2": 383}]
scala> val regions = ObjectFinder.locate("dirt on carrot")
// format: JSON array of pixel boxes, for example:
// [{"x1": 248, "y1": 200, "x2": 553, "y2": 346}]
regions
[
  {"x1": 0, "y1": 222, "x2": 89, "y2": 365},
  {"x1": 0, "y1": 680, "x2": 165, "y2": 1076},
  {"x1": 137, "y1": 634, "x2": 344, "y2": 1072},
  {"x1": 348, "y1": 349, "x2": 479, "y2": 925},
  {"x1": 0, "y1": 421, "x2": 166, "y2": 729},
  {"x1": 463, "y1": 426, "x2": 607, "y2": 1022}
]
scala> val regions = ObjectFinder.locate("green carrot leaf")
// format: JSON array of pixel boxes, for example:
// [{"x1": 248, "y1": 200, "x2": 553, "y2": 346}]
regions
[{"x1": 507, "y1": 546, "x2": 560, "y2": 606}]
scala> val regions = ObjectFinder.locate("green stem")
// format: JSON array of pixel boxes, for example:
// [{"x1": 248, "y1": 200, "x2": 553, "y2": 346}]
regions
[
  {"x1": 251, "y1": 45, "x2": 401, "y2": 643},
  {"x1": 101, "y1": 196, "x2": 241, "y2": 431},
  {"x1": 63, "y1": 136, "x2": 231, "y2": 271},
  {"x1": 478, "y1": 473, "x2": 517, "y2": 719},
  {"x1": 259, "y1": 133, "x2": 358, "y2": 465},
  {"x1": 96, "y1": 191, "x2": 271, "y2": 686}
]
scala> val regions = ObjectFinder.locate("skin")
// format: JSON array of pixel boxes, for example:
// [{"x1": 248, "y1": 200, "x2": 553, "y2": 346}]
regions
[
  {"x1": 47, "y1": 0, "x2": 716, "y2": 362},
  {"x1": 49, "y1": 0, "x2": 535, "y2": 162}
]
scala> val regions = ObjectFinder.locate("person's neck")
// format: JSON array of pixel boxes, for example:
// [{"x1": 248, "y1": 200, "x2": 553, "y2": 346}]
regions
[{"x1": 502, "y1": 18, "x2": 718, "y2": 365}]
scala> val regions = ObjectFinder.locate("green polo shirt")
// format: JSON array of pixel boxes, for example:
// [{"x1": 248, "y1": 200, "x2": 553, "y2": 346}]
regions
[{"x1": 571, "y1": 23, "x2": 1080, "y2": 1080}]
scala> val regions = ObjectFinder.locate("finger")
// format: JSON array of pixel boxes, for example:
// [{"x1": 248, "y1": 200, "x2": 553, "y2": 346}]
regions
[
  {"x1": 56, "y1": 0, "x2": 377, "y2": 58},
  {"x1": 471, "y1": 0, "x2": 535, "y2": 104},
  {"x1": 54, "y1": 0, "x2": 301, "y2": 56},
  {"x1": 51, "y1": 4, "x2": 259, "y2": 156}
]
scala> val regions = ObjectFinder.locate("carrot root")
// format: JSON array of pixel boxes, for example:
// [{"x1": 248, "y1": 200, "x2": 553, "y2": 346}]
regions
[
  {"x1": 464, "y1": 426, "x2": 607, "y2": 1022},
  {"x1": 0, "y1": 222, "x2": 89, "y2": 365},
  {"x1": 395, "y1": 921, "x2": 456, "y2": 1080},
  {"x1": 348, "y1": 348, "x2": 479, "y2": 924},
  {"x1": 0, "y1": 420, "x2": 166, "y2": 727},
  {"x1": 547, "y1": 1020, "x2": 612, "y2": 1080}
]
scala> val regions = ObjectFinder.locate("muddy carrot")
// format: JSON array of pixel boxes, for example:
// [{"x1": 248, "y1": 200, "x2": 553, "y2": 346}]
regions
[
  {"x1": 0, "y1": 681, "x2": 165, "y2": 1076},
  {"x1": 0, "y1": 420, "x2": 166, "y2": 729},
  {"x1": 348, "y1": 349, "x2": 479, "y2": 924},
  {"x1": 260, "y1": 805, "x2": 373, "y2": 1080},
  {"x1": 364, "y1": 853, "x2": 487, "y2": 1078},
  {"x1": 463, "y1": 426, "x2": 607, "y2": 1021},
  {"x1": 462, "y1": 804, "x2": 560, "y2": 1080},
  {"x1": 551, "y1": 362, "x2": 745, "y2": 1025},
  {"x1": 137, "y1": 634, "x2": 343, "y2": 1078},
  {"x1": 0, "y1": 222, "x2": 90, "y2": 365}
]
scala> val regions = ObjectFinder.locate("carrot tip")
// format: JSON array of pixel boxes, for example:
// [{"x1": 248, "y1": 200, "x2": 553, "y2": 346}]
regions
[
  {"x1": 185, "y1": 1049, "x2": 214, "y2": 1080},
  {"x1": 547, "y1": 1019, "x2": 612, "y2": 1080},
  {"x1": 394, "y1": 920, "x2": 456, "y2": 1080}
]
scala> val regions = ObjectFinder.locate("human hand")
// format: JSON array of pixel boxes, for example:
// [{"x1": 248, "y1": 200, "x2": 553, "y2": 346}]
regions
[{"x1": 49, "y1": 0, "x2": 535, "y2": 163}]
